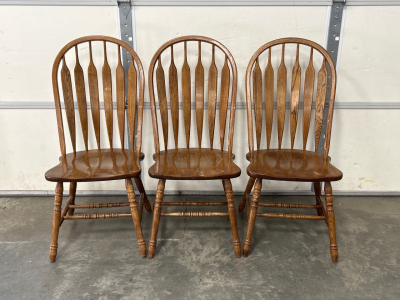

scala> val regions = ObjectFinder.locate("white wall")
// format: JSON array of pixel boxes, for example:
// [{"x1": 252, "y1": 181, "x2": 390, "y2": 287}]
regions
[
  {"x1": 136, "y1": 6, "x2": 327, "y2": 193},
  {"x1": 0, "y1": 5, "x2": 399, "y2": 193},
  {"x1": 330, "y1": 6, "x2": 400, "y2": 192},
  {"x1": 0, "y1": 6, "x2": 119, "y2": 102},
  {"x1": 338, "y1": 6, "x2": 400, "y2": 103},
  {"x1": 0, "y1": 6, "x2": 125, "y2": 191}
]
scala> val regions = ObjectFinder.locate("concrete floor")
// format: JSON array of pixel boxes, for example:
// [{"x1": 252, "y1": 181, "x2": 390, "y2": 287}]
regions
[{"x1": 0, "y1": 194, "x2": 399, "y2": 299}]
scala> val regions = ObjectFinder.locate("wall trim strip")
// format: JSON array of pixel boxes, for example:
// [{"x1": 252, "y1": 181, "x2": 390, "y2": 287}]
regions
[
  {"x1": 2, "y1": 1, "x2": 400, "y2": 6},
  {"x1": 1, "y1": 101, "x2": 399, "y2": 109},
  {"x1": 0, "y1": 1, "x2": 118, "y2": 5},
  {"x1": 130, "y1": 1, "x2": 333, "y2": 5}
]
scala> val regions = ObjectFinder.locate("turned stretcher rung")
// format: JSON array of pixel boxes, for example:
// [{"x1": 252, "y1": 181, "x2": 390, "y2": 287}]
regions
[
  {"x1": 63, "y1": 213, "x2": 131, "y2": 220},
  {"x1": 315, "y1": 196, "x2": 327, "y2": 217},
  {"x1": 258, "y1": 202, "x2": 320, "y2": 209},
  {"x1": 69, "y1": 202, "x2": 129, "y2": 209},
  {"x1": 59, "y1": 195, "x2": 75, "y2": 226},
  {"x1": 160, "y1": 212, "x2": 229, "y2": 217},
  {"x1": 256, "y1": 213, "x2": 325, "y2": 220},
  {"x1": 162, "y1": 202, "x2": 228, "y2": 206}
]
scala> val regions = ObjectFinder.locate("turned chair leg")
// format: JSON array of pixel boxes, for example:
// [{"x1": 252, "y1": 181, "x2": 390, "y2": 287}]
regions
[
  {"x1": 246, "y1": 193, "x2": 251, "y2": 221},
  {"x1": 222, "y1": 179, "x2": 241, "y2": 258},
  {"x1": 138, "y1": 193, "x2": 144, "y2": 221},
  {"x1": 134, "y1": 177, "x2": 152, "y2": 213},
  {"x1": 313, "y1": 182, "x2": 324, "y2": 217},
  {"x1": 126, "y1": 179, "x2": 147, "y2": 257},
  {"x1": 67, "y1": 182, "x2": 77, "y2": 216},
  {"x1": 49, "y1": 182, "x2": 63, "y2": 262},
  {"x1": 148, "y1": 179, "x2": 165, "y2": 258},
  {"x1": 324, "y1": 181, "x2": 338, "y2": 262},
  {"x1": 243, "y1": 178, "x2": 262, "y2": 257},
  {"x1": 239, "y1": 176, "x2": 255, "y2": 212}
]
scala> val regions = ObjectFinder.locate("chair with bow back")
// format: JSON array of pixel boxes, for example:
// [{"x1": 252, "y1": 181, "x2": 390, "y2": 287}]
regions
[
  {"x1": 239, "y1": 38, "x2": 343, "y2": 261},
  {"x1": 45, "y1": 36, "x2": 151, "y2": 261},
  {"x1": 147, "y1": 36, "x2": 242, "y2": 258}
]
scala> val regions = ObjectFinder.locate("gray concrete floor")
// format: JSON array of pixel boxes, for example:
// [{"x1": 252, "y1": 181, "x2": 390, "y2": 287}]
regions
[{"x1": 0, "y1": 194, "x2": 399, "y2": 299}]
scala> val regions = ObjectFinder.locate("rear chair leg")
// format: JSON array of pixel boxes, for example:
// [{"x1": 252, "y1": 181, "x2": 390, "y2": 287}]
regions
[
  {"x1": 67, "y1": 182, "x2": 77, "y2": 216},
  {"x1": 246, "y1": 193, "x2": 251, "y2": 221},
  {"x1": 49, "y1": 182, "x2": 63, "y2": 262},
  {"x1": 222, "y1": 179, "x2": 241, "y2": 258},
  {"x1": 126, "y1": 179, "x2": 146, "y2": 257},
  {"x1": 243, "y1": 178, "x2": 262, "y2": 257},
  {"x1": 138, "y1": 193, "x2": 144, "y2": 221},
  {"x1": 148, "y1": 179, "x2": 165, "y2": 258},
  {"x1": 313, "y1": 182, "x2": 324, "y2": 216},
  {"x1": 239, "y1": 177, "x2": 255, "y2": 212},
  {"x1": 134, "y1": 177, "x2": 152, "y2": 213},
  {"x1": 324, "y1": 181, "x2": 338, "y2": 262}
]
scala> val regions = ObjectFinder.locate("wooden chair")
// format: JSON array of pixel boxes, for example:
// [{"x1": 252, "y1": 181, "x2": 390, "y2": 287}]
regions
[
  {"x1": 239, "y1": 38, "x2": 343, "y2": 262},
  {"x1": 45, "y1": 36, "x2": 151, "y2": 262},
  {"x1": 147, "y1": 36, "x2": 241, "y2": 258}
]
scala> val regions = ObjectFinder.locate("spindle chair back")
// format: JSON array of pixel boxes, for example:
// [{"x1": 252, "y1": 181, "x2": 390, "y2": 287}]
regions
[
  {"x1": 239, "y1": 38, "x2": 343, "y2": 261},
  {"x1": 45, "y1": 36, "x2": 151, "y2": 262},
  {"x1": 149, "y1": 37, "x2": 237, "y2": 154},
  {"x1": 147, "y1": 36, "x2": 241, "y2": 258},
  {"x1": 246, "y1": 38, "x2": 336, "y2": 158},
  {"x1": 53, "y1": 37, "x2": 143, "y2": 156}
]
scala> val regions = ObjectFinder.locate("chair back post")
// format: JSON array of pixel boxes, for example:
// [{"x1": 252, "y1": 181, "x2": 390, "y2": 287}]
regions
[
  {"x1": 135, "y1": 68, "x2": 145, "y2": 158},
  {"x1": 245, "y1": 54, "x2": 255, "y2": 158},
  {"x1": 52, "y1": 61, "x2": 67, "y2": 161},
  {"x1": 323, "y1": 62, "x2": 337, "y2": 162},
  {"x1": 226, "y1": 50, "x2": 238, "y2": 157},
  {"x1": 245, "y1": 37, "x2": 337, "y2": 161},
  {"x1": 51, "y1": 35, "x2": 145, "y2": 158},
  {"x1": 148, "y1": 50, "x2": 161, "y2": 155},
  {"x1": 148, "y1": 35, "x2": 237, "y2": 156}
]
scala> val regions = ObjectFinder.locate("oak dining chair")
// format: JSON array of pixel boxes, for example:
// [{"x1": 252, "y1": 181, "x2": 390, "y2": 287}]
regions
[
  {"x1": 147, "y1": 36, "x2": 241, "y2": 258},
  {"x1": 45, "y1": 36, "x2": 151, "y2": 262},
  {"x1": 239, "y1": 38, "x2": 343, "y2": 262}
]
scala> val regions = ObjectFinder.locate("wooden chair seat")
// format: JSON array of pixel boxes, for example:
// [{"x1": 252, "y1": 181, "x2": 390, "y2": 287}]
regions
[
  {"x1": 149, "y1": 149, "x2": 241, "y2": 180},
  {"x1": 246, "y1": 150, "x2": 342, "y2": 182},
  {"x1": 45, "y1": 149, "x2": 144, "y2": 182}
]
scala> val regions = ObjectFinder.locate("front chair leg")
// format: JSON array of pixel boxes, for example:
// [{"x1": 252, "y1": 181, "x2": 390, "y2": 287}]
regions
[
  {"x1": 222, "y1": 179, "x2": 241, "y2": 258},
  {"x1": 134, "y1": 177, "x2": 152, "y2": 213},
  {"x1": 49, "y1": 182, "x2": 63, "y2": 262},
  {"x1": 239, "y1": 176, "x2": 255, "y2": 212},
  {"x1": 67, "y1": 182, "x2": 77, "y2": 216},
  {"x1": 126, "y1": 179, "x2": 146, "y2": 257},
  {"x1": 148, "y1": 179, "x2": 165, "y2": 258},
  {"x1": 243, "y1": 178, "x2": 262, "y2": 257},
  {"x1": 324, "y1": 181, "x2": 338, "y2": 262}
]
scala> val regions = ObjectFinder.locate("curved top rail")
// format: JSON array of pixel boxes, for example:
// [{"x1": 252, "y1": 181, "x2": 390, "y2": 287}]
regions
[
  {"x1": 148, "y1": 35, "x2": 237, "y2": 74},
  {"x1": 245, "y1": 37, "x2": 335, "y2": 77},
  {"x1": 52, "y1": 35, "x2": 144, "y2": 81}
]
